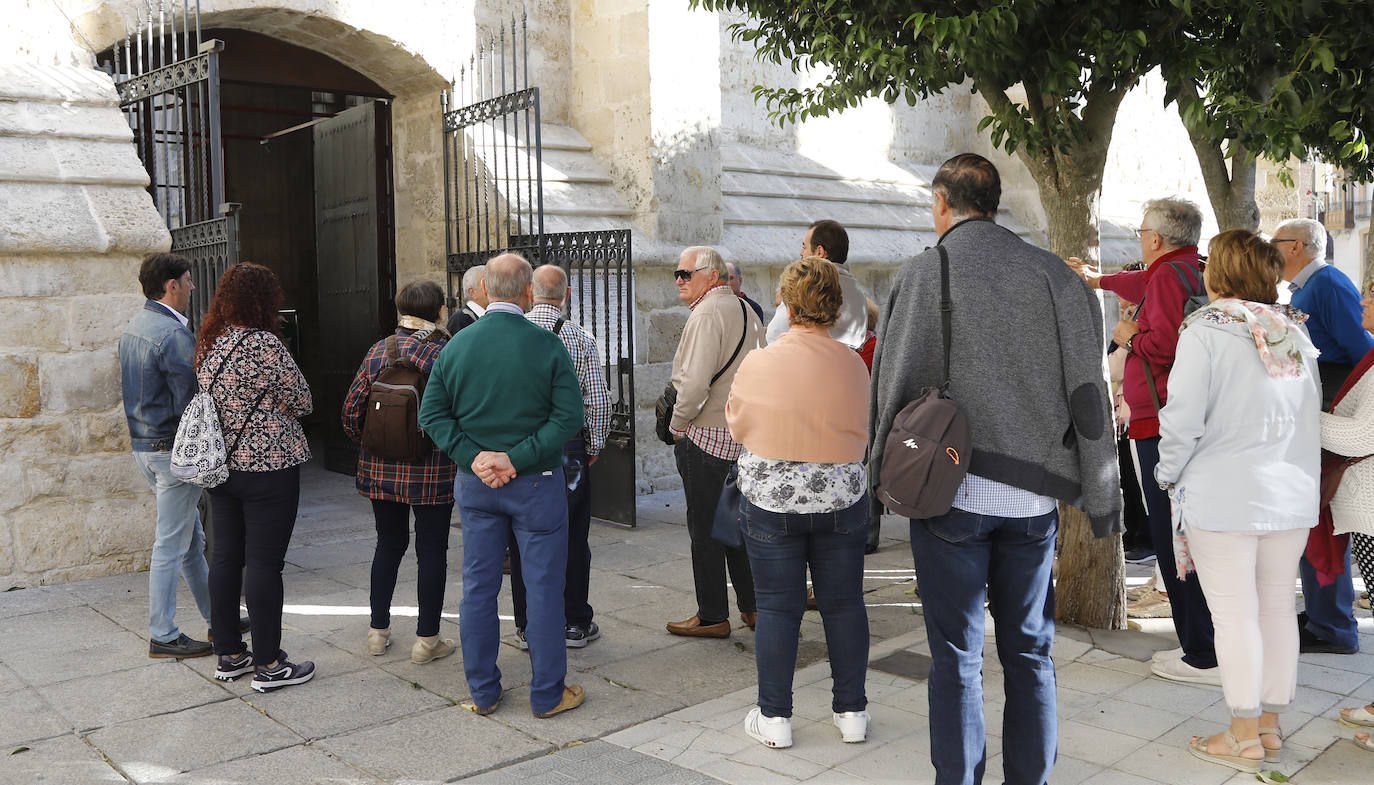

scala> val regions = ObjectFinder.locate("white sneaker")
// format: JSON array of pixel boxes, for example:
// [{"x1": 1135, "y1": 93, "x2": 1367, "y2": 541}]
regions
[
  {"x1": 833, "y1": 710, "x2": 870, "y2": 743},
  {"x1": 1151, "y1": 647, "x2": 1184, "y2": 663},
  {"x1": 1151, "y1": 656, "x2": 1222, "y2": 686},
  {"x1": 744, "y1": 707, "x2": 792, "y2": 748}
]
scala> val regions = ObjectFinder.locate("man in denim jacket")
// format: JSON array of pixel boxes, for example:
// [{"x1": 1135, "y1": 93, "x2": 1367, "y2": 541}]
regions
[{"x1": 119, "y1": 253, "x2": 214, "y2": 658}]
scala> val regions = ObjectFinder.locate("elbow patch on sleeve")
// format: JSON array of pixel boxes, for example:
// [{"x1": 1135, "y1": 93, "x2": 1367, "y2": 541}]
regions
[{"x1": 1069, "y1": 382, "x2": 1105, "y2": 441}]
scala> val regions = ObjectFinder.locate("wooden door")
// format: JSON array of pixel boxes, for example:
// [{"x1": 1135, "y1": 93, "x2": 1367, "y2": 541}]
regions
[{"x1": 313, "y1": 100, "x2": 394, "y2": 474}]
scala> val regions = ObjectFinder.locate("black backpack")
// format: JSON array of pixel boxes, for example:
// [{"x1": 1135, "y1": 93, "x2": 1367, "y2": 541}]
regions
[
  {"x1": 1137, "y1": 261, "x2": 1207, "y2": 413},
  {"x1": 360, "y1": 335, "x2": 434, "y2": 463},
  {"x1": 876, "y1": 245, "x2": 973, "y2": 519}
]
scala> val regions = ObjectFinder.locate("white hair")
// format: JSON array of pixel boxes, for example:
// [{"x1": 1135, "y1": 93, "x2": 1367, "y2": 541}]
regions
[
  {"x1": 1142, "y1": 197, "x2": 1203, "y2": 249},
  {"x1": 1276, "y1": 218, "x2": 1327, "y2": 261},
  {"x1": 461, "y1": 264, "x2": 486, "y2": 297},
  {"x1": 682, "y1": 246, "x2": 727, "y2": 278}
]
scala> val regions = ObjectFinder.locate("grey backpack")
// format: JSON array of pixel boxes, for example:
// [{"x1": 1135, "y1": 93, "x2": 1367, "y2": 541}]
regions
[{"x1": 876, "y1": 245, "x2": 972, "y2": 519}]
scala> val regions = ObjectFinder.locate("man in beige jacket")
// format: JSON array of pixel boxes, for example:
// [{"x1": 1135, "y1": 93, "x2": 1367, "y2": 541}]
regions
[{"x1": 667, "y1": 246, "x2": 766, "y2": 638}]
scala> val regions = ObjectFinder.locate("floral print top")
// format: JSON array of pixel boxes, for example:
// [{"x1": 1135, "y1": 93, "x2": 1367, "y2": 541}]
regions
[
  {"x1": 197, "y1": 326, "x2": 312, "y2": 472},
  {"x1": 736, "y1": 448, "x2": 866, "y2": 514}
]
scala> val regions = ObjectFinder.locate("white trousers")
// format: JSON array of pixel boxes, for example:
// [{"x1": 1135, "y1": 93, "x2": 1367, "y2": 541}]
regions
[{"x1": 1184, "y1": 525, "x2": 1309, "y2": 718}]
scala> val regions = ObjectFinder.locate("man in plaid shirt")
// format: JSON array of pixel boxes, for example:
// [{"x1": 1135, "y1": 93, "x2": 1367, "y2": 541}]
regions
[{"x1": 508, "y1": 264, "x2": 613, "y2": 648}]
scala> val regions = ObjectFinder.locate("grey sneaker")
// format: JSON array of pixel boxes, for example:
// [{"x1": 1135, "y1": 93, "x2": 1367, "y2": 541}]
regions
[
  {"x1": 215, "y1": 649, "x2": 254, "y2": 681},
  {"x1": 149, "y1": 634, "x2": 213, "y2": 659},
  {"x1": 514, "y1": 628, "x2": 529, "y2": 651},
  {"x1": 565, "y1": 622, "x2": 600, "y2": 648},
  {"x1": 250, "y1": 652, "x2": 315, "y2": 693}
]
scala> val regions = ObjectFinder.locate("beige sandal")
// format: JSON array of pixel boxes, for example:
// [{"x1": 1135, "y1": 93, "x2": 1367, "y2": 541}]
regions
[
  {"x1": 1258, "y1": 724, "x2": 1282, "y2": 764},
  {"x1": 1339, "y1": 705, "x2": 1374, "y2": 728},
  {"x1": 1187, "y1": 731, "x2": 1262, "y2": 773}
]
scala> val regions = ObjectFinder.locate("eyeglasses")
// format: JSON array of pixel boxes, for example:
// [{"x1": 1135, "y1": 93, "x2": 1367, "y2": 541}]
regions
[
  {"x1": 1271, "y1": 238, "x2": 1302, "y2": 247},
  {"x1": 1133, "y1": 227, "x2": 1160, "y2": 239},
  {"x1": 673, "y1": 266, "x2": 712, "y2": 282}
]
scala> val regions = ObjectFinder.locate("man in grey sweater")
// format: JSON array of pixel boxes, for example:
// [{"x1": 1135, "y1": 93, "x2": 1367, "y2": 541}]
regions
[{"x1": 870, "y1": 153, "x2": 1121, "y2": 785}]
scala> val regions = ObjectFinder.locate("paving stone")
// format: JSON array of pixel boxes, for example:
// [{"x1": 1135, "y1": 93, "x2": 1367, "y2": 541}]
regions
[
  {"x1": 1054, "y1": 662, "x2": 1146, "y2": 697},
  {"x1": 591, "y1": 638, "x2": 758, "y2": 705},
  {"x1": 37, "y1": 661, "x2": 231, "y2": 731},
  {"x1": 88, "y1": 697, "x2": 304, "y2": 777},
  {"x1": 1056, "y1": 720, "x2": 1149, "y2": 767},
  {"x1": 2, "y1": 629, "x2": 152, "y2": 686},
  {"x1": 320, "y1": 705, "x2": 551, "y2": 782},
  {"x1": 286, "y1": 539, "x2": 378, "y2": 571},
  {"x1": 1112, "y1": 675, "x2": 1222, "y2": 713},
  {"x1": 1046, "y1": 755, "x2": 1103, "y2": 785},
  {"x1": 1110, "y1": 740, "x2": 1236, "y2": 785},
  {"x1": 0, "y1": 662, "x2": 25, "y2": 693},
  {"x1": 246, "y1": 665, "x2": 452, "y2": 739},
  {"x1": 1071, "y1": 698, "x2": 1189, "y2": 740},
  {"x1": 0, "y1": 585, "x2": 84, "y2": 620},
  {"x1": 0, "y1": 604, "x2": 128, "y2": 655},
  {"x1": 162, "y1": 744, "x2": 382, "y2": 784},
  {"x1": 492, "y1": 676, "x2": 686, "y2": 747},
  {"x1": 0, "y1": 732, "x2": 125, "y2": 784},
  {"x1": 0, "y1": 686, "x2": 70, "y2": 746}
]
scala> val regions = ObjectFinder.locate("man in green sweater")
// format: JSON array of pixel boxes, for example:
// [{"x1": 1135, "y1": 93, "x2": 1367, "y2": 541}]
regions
[{"x1": 419, "y1": 252, "x2": 586, "y2": 718}]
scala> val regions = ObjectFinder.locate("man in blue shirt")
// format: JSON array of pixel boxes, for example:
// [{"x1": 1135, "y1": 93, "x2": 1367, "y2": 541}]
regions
[
  {"x1": 1275, "y1": 217, "x2": 1373, "y2": 655},
  {"x1": 118, "y1": 253, "x2": 213, "y2": 659}
]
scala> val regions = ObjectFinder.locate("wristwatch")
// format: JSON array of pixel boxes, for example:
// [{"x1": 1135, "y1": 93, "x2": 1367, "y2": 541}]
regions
[{"x1": 1123, "y1": 335, "x2": 1135, "y2": 353}]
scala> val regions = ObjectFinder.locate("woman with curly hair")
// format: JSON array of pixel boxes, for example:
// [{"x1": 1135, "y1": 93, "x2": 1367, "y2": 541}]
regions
[
  {"x1": 195, "y1": 262, "x2": 316, "y2": 693},
  {"x1": 725, "y1": 256, "x2": 872, "y2": 750}
]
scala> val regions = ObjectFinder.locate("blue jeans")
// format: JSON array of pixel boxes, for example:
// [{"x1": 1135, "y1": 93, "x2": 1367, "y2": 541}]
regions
[
  {"x1": 743, "y1": 495, "x2": 869, "y2": 718},
  {"x1": 456, "y1": 469, "x2": 569, "y2": 714},
  {"x1": 910, "y1": 508, "x2": 1059, "y2": 785},
  {"x1": 134, "y1": 450, "x2": 211, "y2": 643},
  {"x1": 1299, "y1": 547, "x2": 1359, "y2": 650}
]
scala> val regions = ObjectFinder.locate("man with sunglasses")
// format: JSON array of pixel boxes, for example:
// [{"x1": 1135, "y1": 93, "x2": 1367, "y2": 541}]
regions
[
  {"x1": 665, "y1": 247, "x2": 766, "y2": 638},
  {"x1": 1274, "y1": 217, "x2": 1371, "y2": 656}
]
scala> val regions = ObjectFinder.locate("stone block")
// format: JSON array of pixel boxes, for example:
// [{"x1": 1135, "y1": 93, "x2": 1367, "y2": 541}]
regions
[
  {"x1": 0, "y1": 98, "x2": 135, "y2": 143},
  {"x1": 10, "y1": 499, "x2": 90, "y2": 572},
  {"x1": 0, "y1": 63, "x2": 118, "y2": 106},
  {"x1": 0, "y1": 137, "x2": 61, "y2": 182},
  {"x1": 0, "y1": 354, "x2": 41, "y2": 417},
  {"x1": 80, "y1": 409, "x2": 131, "y2": 452},
  {"x1": 0, "y1": 183, "x2": 108, "y2": 255},
  {"x1": 82, "y1": 184, "x2": 171, "y2": 255},
  {"x1": 28, "y1": 454, "x2": 144, "y2": 506},
  {"x1": 65, "y1": 293, "x2": 141, "y2": 350},
  {"x1": 0, "y1": 299, "x2": 69, "y2": 351},
  {"x1": 0, "y1": 417, "x2": 79, "y2": 456},
  {"x1": 641, "y1": 308, "x2": 686, "y2": 364},
  {"x1": 0, "y1": 513, "x2": 13, "y2": 576},
  {"x1": 39, "y1": 349, "x2": 120, "y2": 413},
  {"x1": 51, "y1": 137, "x2": 151, "y2": 188},
  {"x1": 0, "y1": 255, "x2": 140, "y2": 299}
]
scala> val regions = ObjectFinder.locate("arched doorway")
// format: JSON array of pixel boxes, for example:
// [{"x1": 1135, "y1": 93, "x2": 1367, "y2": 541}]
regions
[{"x1": 98, "y1": 22, "x2": 412, "y2": 473}]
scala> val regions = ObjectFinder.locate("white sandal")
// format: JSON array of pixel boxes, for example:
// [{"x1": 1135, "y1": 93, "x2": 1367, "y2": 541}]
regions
[
  {"x1": 1187, "y1": 731, "x2": 1261, "y2": 774},
  {"x1": 1339, "y1": 705, "x2": 1374, "y2": 728},
  {"x1": 1258, "y1": 723, "x2": 1282, "y2": 764}
]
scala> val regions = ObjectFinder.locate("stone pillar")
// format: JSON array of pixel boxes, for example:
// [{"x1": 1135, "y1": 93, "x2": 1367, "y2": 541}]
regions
[{"x1": 0, "y1": 63, "x2": 169, "y2": 586}]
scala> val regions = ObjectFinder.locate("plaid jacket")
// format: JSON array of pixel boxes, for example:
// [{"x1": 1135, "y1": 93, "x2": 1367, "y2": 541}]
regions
[{"x1": 342, "y1": 328, "x2": 457, "y2": 505}]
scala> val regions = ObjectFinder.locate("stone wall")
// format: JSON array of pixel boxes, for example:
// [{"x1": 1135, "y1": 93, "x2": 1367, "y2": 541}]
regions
[{"x1": 0, "y1": 60, "x2": 170, "y2": 587}]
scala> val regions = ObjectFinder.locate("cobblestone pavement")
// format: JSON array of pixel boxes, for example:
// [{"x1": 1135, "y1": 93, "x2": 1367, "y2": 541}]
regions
[{"x1": 1, "y1": 460, "x2": 1371, "y2": 784}]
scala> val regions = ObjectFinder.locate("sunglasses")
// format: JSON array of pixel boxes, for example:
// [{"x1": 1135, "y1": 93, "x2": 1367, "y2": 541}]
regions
[{"x1": 673, "y1": 266, "x2": 711, "y2": 282}]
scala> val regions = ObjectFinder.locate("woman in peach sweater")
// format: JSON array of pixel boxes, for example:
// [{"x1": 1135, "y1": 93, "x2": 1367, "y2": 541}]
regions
[{"x1": 726, "y1": 256, "x2": 872, "y2": 751}]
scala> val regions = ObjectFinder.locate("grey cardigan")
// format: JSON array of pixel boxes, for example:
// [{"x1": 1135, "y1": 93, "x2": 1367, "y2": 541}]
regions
[{"x1": 869, "y1": 217, "x2": 1123, "y2": 536}]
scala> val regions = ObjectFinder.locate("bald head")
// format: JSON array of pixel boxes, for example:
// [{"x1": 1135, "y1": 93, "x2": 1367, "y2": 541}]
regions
[
  {"x1": 532, "y1": 264, "x2": 569, "y2": 303},
  {"x1": 483, "y1": 253, "x2": 533, "y2": 304}
]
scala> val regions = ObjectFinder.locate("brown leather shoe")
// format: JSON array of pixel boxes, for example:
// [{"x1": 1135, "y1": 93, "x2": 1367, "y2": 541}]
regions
[
  {"x1": 533, "y1": 684, "x2": 585, "y2": 718},
  {"x1": 666, "y1": 616, "x2": 731, "y2": 638},
  {"x1": 741, "y1": 612, "x2": 757, "y2": 629}
]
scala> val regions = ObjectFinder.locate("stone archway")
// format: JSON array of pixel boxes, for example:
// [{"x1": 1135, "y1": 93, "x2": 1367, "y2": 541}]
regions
[{"x1": 76, "y1": 1, "x2": 457, "y2": 287}]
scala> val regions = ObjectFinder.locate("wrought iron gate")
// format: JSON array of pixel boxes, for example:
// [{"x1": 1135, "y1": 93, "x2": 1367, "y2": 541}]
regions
[
  {"x1": 99, "y1": 1, "x2": 236, "y2": 327},
  {"x1": 442, "y1": 16, "x2": 637, "y2": 527}
]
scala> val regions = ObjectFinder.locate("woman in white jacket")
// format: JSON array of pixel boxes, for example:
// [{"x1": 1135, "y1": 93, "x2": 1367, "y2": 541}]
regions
[
  {"x1": 1319, "y1": 285, "x2": 1374, "y2": 752},
  {"x1": 1155, "y1": 230, "x2": 1321, "y2": 774}
]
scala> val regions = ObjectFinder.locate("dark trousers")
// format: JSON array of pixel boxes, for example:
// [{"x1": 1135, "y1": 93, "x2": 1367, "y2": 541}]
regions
[
  {"x1": 511, "y1": 439, "x2": 594, "y2": 630},
  {"x1": 1133, "y1": 436, "x2": 1218, "y2": 669},
  {"x1": 369, "y1": 499, "x2": 453, "y2": 637},
  {"x1": 1118, "y1": 434, "x2": 1151, "y2": 551},
  {"x1": 674, "y1": 438, "x2": 755, "y2": 623},
  {"x1": 208, "y1": 466, "x2": 300, "y2": 663}
]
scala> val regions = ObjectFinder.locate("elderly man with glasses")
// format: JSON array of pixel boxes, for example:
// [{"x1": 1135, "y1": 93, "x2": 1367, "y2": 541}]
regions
[
  {"x1": 665, "y1": 246, "x2": 766, "y2": 638},
  {"x1": 1273, "y1": 217, "x2": 1372, "y2": 657},
  {"x1": 1067, "y1": 197, "x2": 1221, "y2": 688}
]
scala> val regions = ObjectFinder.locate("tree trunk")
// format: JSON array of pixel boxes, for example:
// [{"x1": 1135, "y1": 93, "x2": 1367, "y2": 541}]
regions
[
  {"x1": 1365, "y1": 220, "x2": 1374, "y2": 294},
  {"x1": 1183, "y1": 125, "x2": 1261, "y2": 232},
  {"x1": 1020, "y1": 144, "x2": 1127, "y2": 631}
]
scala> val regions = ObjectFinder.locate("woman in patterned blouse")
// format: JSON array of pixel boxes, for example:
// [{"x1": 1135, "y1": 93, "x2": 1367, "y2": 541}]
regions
[
  {"x1": 725, "y1": 256, "x2": 872, "y2": 750},
  {"x1": 341, "y1": 280, "x2": 458, "y2": 665},
  {"x1": 194, "y1": 262, "x2": 315, "y2": 693}
]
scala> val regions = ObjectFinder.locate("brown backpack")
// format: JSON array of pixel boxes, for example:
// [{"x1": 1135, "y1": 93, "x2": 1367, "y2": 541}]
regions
[
  {"x1": 876, "y1": 245, "x2": 972, "y2": 519},
  {"x1": 360, "y1": 335, "x2": 434, "y2": 463}
]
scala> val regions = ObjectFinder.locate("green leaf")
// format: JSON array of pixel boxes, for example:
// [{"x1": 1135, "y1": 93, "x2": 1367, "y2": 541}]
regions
[
  {"x1": 1256, "y1": 770, "x2": 1291, "y2": 783},
  {"x1": 9, "y1": 747, "x2": 28, "y2": 755}
]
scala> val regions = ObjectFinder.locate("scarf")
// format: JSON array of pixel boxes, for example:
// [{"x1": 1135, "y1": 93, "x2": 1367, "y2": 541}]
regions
[
  {"x1": 1308, "y1": 346, "x2": 1374, "y2": 585},
  {"x1": 1182, "y1": 298, "x2": 1317, "y2": 379},
  {"x1": 398, "y1": 315, "x2": 449, "y2": 342}
]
